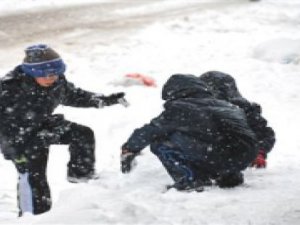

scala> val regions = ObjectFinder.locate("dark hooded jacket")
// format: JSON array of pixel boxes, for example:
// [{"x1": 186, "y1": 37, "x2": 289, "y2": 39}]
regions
[
  {"x1": 199, "y1": 71, "x2": 275, "y2": 156},
  {"x1": 123, "y1": 74, "x2": 258, "y2": 170},
  {"x1": 0, "y1": 66, "x2": 100, "y2": 159}
]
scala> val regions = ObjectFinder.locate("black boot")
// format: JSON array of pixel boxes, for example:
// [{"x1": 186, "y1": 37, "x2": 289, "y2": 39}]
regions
[
  {"x1": 216, "y1": 172, "x2": 244, "y2": 188},
  {"x1": 166, "y1": 178, "x2": 205, "y2": 192},
  {"x1": 67, "y1": 170, "x2": 99, "y2": 183}
]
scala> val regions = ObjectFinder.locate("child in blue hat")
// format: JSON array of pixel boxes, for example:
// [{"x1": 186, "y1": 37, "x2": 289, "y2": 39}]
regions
[{"x1": 0, "y1": 44, "x2": 128, "y2": 216}]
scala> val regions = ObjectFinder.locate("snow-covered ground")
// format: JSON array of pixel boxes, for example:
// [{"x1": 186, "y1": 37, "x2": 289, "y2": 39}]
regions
[
  {"x1": 1, "y1": 0, "x2": 300, "y2": 224},
  {"x1": 0, "y1": 0, "x2": 111, "y2": 15}
]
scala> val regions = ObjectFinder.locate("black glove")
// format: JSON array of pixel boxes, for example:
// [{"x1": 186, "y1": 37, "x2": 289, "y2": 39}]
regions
[
  {"x1": 121, "y1": 150, "x2": 138, "y2": 173},
  {"x1": 100, "y1": 92, "x2": 127, "y2": 106}
]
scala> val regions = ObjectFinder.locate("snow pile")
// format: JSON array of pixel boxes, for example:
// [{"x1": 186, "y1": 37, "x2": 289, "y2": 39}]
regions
[{"x1": 253, "y1": 39, "x2": 300, "y2": 64}]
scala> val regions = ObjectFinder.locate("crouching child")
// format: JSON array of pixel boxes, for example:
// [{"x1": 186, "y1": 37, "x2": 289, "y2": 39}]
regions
[
  {"x1": 121, "y1": 74, "x2": 257, "y2": 192},
  {"x1": 199, "y1": 71, "x2": 276, "y2": 168}
]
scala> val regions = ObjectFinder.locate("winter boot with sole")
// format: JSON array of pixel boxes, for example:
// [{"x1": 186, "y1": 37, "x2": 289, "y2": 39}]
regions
[{"x1": 216, "y1": 172, "x2": 244, "y2": 188}]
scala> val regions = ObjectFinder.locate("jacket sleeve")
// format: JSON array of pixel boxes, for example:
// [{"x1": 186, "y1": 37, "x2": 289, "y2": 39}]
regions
[
  {"x1": 0, "y1": 79, "x2": 25, "y2": 159},
  {"x1": 245, "y1": 103, "x2": 276, "y2": 155},
  {"x1": 122, "y1": 113, "x2": 173, "y2": 153},
  {"x1": 60, "y1": 80, "x2": 101, "y2": 108},
  {"x1": 230, "y1": 98, "x2": 275, "y2": 156}
]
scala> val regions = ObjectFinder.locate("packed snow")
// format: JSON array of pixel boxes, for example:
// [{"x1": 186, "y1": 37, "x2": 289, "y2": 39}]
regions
[
  {"x1": 253, "y1": 38, "x2": 300, "y2": 64},
  {"x1": 0, "y1": 0, "x2": 300, "y2": 224}
]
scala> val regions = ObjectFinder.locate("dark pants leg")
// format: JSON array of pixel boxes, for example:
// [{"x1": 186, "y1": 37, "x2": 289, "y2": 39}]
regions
[
  {"x1": 15, "y1": 147, "x2": 51, "y2": 215},
  {"x1": 15, "y1": 118, "x2": 95, "y2": 215},
  {"x1": 35, "y1": 118, "x2": 96, "y2": 178},
  {"x1": 54, "y1": 122, "x2": 96, "y2": 178},
  {"x1": 150, "y1": 143, "x2": 196, "y2": 183}
]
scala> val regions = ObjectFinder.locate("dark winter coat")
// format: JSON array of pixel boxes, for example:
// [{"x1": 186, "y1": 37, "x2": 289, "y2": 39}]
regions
[
  {"x1": 0, "y1": 66, "x2": 100, "y2": 159},
  {"x1": 199, "y1": 71, "x2": 276, "y2": 156},
  {"x1": 123, "y1": 74, "x2": 258, "y2": 171}
]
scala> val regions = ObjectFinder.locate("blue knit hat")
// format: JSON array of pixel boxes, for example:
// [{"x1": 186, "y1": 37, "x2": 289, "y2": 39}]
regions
[{"x1": 21, "y1": 44, "x2": 66, "y2": 77}]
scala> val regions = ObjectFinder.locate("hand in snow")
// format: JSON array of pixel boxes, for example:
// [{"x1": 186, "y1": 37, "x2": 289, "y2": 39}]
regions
[
  {"x1": 250, "y1": 150, "x2": 266, "y2": 168},
  {"x1": 121, "y1": 149, "x2": 137, "y2": 173},
  {"x1": 100, "y1": 92, "x2": 129, "y2": 107}
]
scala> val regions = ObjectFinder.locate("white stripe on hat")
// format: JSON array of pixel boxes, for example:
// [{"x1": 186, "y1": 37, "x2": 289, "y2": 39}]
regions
[
  {"x1": 25, "y1": 44, "x2": 49, "y2": 52},
  {"x1": 22, "y1": 58, "x2": 62, "y2": 66}
]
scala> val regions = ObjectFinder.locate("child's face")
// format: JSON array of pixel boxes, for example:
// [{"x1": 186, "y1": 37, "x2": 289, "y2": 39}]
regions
[{"x1": 35, "y1": 74, "x2": 59, "y2": 87}]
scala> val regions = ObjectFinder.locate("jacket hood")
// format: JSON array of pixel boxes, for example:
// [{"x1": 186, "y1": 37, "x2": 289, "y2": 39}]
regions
[
  {"x1": 162, "y1": 74, "x2": 212, "y2": 101},
  {"x1": 198, "y1": 71, "x2": 243, "y2": 100}
]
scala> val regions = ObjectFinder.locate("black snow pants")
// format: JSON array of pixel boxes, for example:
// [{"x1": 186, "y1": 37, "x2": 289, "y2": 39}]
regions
[
  {"x1": 150, "y1": 139, "x2": 257, "y2": 184},
  {"x1": 13, "y1": 117, "x2": 95, "y2": 216},
  {"x1": 150, "y1": 143, "x2": 211, "y2": 183}
]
